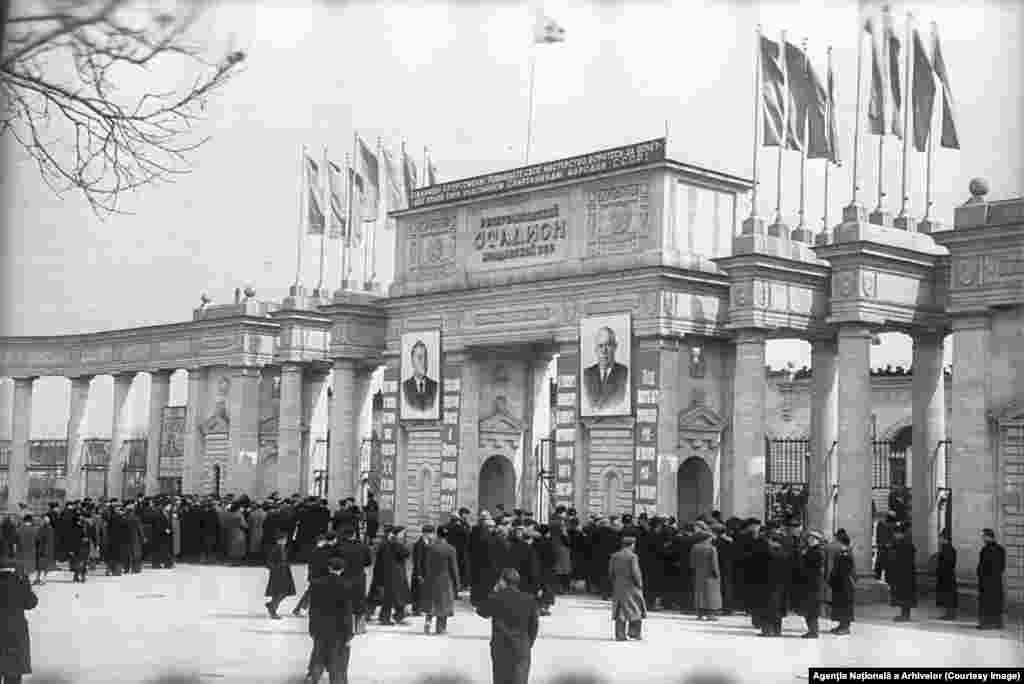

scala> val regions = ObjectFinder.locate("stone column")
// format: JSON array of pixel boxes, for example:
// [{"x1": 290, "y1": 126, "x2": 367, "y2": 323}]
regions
[
  {"x1": 301, "y1": 370, "x2": 330, "y2": 496},
  {"x1": 521, "y1": 360, "x2": 537, "y2": 513},
  {"x1": 229, "y1": 367, "x2": 261, "y2": 496},
  {"x1": 911, "y1": 330, "x2": 947, "y2": 566},
  {"x1": 145, "y1": 370, "x2": 172, "y2": 495},
  {"x1": 950, "y1": 315, "x2": 993, "y2": 576},
  {"x1": 0, "y1": 379, "x2": 12, "y2": 440},
  {"x1": 65, "y1": 375, "x2": 94, "y2": 498},
  {"x1": 836, "y1": 326, "x2": 874, "y2": 575},
  {"x1": 457, "y1": 355, "x2": 481, "y2": 514},
  {"x1": 277, "y1": 363, "x2": 304, "y2": 497},
  {"x1": 9, "y1": 377, "x2": 36, "y2": 508},
  {"x1": 329, "y1": 359, "x2": 370, "y2": 501},
  {"x1": 656, "y1": 340, "x2": 681, "y2": 520},
  {"x1": 809, "y1": 338, "x2": 839, "y2": 535},
  {"x1": 108, "y1": 373, "x2": 134, "y2": 501},
  {"x1": 729, "y1": 330, "x2": 767, "y2": 519},
  {"x1": 182, "y1": 368, "x2": 207, "y2": 494}
]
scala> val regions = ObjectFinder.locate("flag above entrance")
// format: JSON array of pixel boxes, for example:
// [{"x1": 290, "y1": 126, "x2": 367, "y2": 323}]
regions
[{"x1": 407, "y1": 138, "x2": 667, "y2": 210}]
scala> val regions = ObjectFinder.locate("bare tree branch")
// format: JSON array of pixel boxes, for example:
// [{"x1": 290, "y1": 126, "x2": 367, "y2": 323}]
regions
[{"x1": 1, "y1": 0, "x2": 246, "y2": 215}]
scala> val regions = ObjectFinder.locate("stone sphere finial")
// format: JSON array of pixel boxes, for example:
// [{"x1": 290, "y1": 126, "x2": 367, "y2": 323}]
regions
[
  {"x1": 969, "y1": 177, "x2": 989, "y2": 201},
  {"x1": 243, "y1": 285, "x2": 255, "y2": 299}
]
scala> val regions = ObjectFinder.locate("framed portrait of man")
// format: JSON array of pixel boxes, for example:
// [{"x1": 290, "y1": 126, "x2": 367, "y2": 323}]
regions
[
  {"x1": 579, "y1": 313, "x2": 631, "y2": 417},
  {"x1": 400, "y1": 329, "x2": 442, "y2": 420}
]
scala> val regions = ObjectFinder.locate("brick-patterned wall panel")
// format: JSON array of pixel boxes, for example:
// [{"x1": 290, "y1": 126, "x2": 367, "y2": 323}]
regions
[
  {"x1": 588, "y1": 427, "x2": 635, "y2": 515},
  {"x1": 406, "y1": 428, "x2": 441, "y2": 533}
]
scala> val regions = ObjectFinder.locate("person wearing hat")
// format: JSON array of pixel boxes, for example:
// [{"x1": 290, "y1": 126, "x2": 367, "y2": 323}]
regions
[
  {"x1": 934, "y1": 529, "x2": 958, "y2": 621},
  {"x1": 827, "y1": 529, "x2": 855, "y2": 635},
  {"x1": 0, "y1": 549, "x2": 38, "y2": 684},
  {"x1": 306, "y1": 556, "x2": 354, "y2": 684},
  {"x1": 334, "y1": 524, "x2": 372, "y2": 634},
  {"x1": 690, "y1": 524, "x2": 721, "y2": 621},
  {"x1": 977, "y1": 528, "x2": 1006, "y2": 630},
  {"x1": 533, "y1": 525, "x2": 556, "y2": 616},
  {"x1": 794, "y1": 531, "x2": 825, "y2": 638},
  {"x1": 410, "y1": 526, "x2": 430, "y2": 617},
  {"x1": 873, "y1": 512, "x2": 897, "y2": 581},
  {"x1": 293, "y1": 531, "x2": 339, "y2": 617},
  {"x1": 749, "y1": 529, "x2": 788, "y2": 636},
  {"x1": 507, "y1": 525, "x2": 541, "y2": 606},
  {"x1": 886, "y1": 523, "x2": 917, "y2": 621},
  {"x1": 476, "y1": 568, "x2": 539, "y2": 684},
  {"x1": 374, "y1": 525, "x2": 411, "y2": 625},
  {"x1": 609, "y1": 535, "x2": 646, "y2": 641},
  {"x1": 264, "y1": 531, "x2": 297, "y2": 619},
  {"x1": 420, "y1": 525, "x2": 460, "y2": 635}
]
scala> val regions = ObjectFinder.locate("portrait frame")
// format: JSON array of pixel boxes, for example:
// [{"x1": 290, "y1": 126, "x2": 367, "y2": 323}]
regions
[
  {"x1": 400, "y1": 329, "x2": 442, "y2": 421},
  {"x1": 579, "y1": 313, "x2": 632, "y2": 417}
]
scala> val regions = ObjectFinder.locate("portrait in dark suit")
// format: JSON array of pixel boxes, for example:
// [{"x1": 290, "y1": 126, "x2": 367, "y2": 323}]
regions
[
  {"x1": 401, "y1": 330, "x2": 441, "y2": 420},
  {"x1": 580, "y1": 314, "x2": 631, "y2": 416}
]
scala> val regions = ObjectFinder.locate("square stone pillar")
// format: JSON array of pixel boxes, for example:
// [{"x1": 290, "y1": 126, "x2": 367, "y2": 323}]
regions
[
  {"x1": 950, "y1": 315, "x2": 993, "y2": 577},
  {"x1": 729, "y1": 330, "x2": 767, "y2": 519},
  {"x1": 328, "y1": 359, "x2": 370, "y2": 501},
  {"x1": 0, "y1": 379, "x2": 13, "y2": 440},
  {"x1": 108, "y1": 373, "x2": 134, "y2": 500},
  {"x1": 457, "y1": 354, "x2": 481, "y2": 515},
  {"x1": 528, "y1": 356, "x2": 554, "y2": 518},
  {"x1": 8, "y1": 377, "x2": 36, "y2": 509},
  {"x1": 145, "y1": 370, "x2": 172, "y2": 495},
  {"x1": 66, "y1": 375, "x2": 94, "y2": 499},
  {"x1": 911, "y1": 330, "x2": 947, "y2": 566},
  {"x1": 182, "y1": 368, "x2": 207, "y2": 495},
  {"x1": 301, "y1": 370, "x2": 330, "y2": 496},
  {"x1": 836, "y1": 326, "x2": 874, "y2": 575},
  {"x1": 228, "y1": 367, "x2": 261, "y2": 496},
  {"x1": 808, "y1": 338, "x2": 839, "y2": 535},
  {"x1": 276, "y1": 363, "x2": 304, "y2": 497}
]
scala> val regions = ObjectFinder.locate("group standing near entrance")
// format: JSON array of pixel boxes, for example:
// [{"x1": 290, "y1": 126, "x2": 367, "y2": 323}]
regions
[{"x1": 0, "y1": 490, "x2": 1011, "y2": 683}]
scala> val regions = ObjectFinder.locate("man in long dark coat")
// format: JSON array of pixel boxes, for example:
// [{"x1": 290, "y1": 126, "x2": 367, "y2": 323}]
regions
[
  {"x1": 887, "y1": 524, "x2": 917, "y2": 622},
  {"x1": 794, "y1": 530, "x2": 825, "y2": 638},
  {"x1": 977, "y1": 528, "x2": 1006, "y2": 630},
  {"x1": 609, "y1": 535, "x2": 646, "y2": 641},
  {"x1": 711, "y1": 523, "x2": 735, "y2": 613},
  {"x1": 638, "y1": 518, "x2": 665, "y2": 610},
  {"x1": 410, "y1": 529, "x2": 429, "y2": 616},
  {"x1": 827, "y1": 529, "x2": 856, "y2": 635},
  {"x1": 0, "y1": 551, "x2": 39, "y2": 683},
  {"x1": 306, "y1": 556, "x2": 354, "y2": 684},
  {"x1": 445, "y1": 509, "x2": 471, "y2": 591},
  {"x1": 935, "y1": 530, "x2": 958, "y2": 620},
  {"x1": 750, "y1": 530, "x2": 788, "y2": 637},
  {"x1": 336, "y1": 525, "x2": 372, "y2": 633},
  {"x1": 476, "y1": 568, "x2": 539, "y2": 684},
  {"x1": 421, "y1": 525, "x2": 460, "y2": 635},
  {"x1": 373, "y1": 526, "x2": 410, "y2": 625},
  {"x1": 507, "y1": 527, "x2": 540, "y2": 601},
  {"x1": 471, "y1": 518, "x2": 502, "y2": 606}
]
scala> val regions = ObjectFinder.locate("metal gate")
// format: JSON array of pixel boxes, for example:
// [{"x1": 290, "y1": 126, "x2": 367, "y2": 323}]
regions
[
  {"x1": 764, "y1": 438, "x2": 809, "y2": 524},
  {"x1": 535, "y1": 438, "x2": 555, "y2": 521},
  {"x1": 872, "y1": 439, "x2": 909, "y2": 520}
]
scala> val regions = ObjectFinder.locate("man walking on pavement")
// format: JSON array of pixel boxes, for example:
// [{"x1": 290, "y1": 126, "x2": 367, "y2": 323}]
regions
[
  {"x1": 609, "y1": 535, "x2": 646, "y2": 641},
  {"x1": 476, "y1": 568, "x2": 539, "y2": 684},
  {"x1": 421, "y1": 524, "x2": 460, "y2": 635}
]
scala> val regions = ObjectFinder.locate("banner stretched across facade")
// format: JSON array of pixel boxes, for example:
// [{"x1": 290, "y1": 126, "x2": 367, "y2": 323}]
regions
[
  {"x1": 409, "y1": 138, "x2": 666, "y2": 209},
  {"x1": 378, "y1": 366, "x2": 400, "y2": 525}
]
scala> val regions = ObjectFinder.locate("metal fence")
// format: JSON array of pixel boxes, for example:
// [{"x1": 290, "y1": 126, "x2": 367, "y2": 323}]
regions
[
  {"x1": 535, "y1": 438, "x2": 555, "y2": 522},
  {"x1": 764, "y1": 438, "x2": 810, "y2": 524}
]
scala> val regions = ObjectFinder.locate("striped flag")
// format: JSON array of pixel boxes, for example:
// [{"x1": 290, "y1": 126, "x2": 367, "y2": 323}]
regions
[
  {"x1": 327, "y1": 161, "x2": 347, "y2": 240},
  {"x1": 381, "y1": 148, "x2": 406, "y2": 210},
  {"x1": 348, "y1": 168, "x2": 364, "y2": 246},
  {"x1": 355, "y1": 136, "x2": 379, "y2": 221},
  {"x1": 911, "y1": 28, "x2": 936, "y2": 153},
  {"x1": 534, "y1": 11, "x2": 566, "y2": 44},
  {"x1": 760, "y1": 36, "x2": 787, "y2": 148},
  {"x1": 884, "y1": 10, "x2": 903, "y2": 140},
  {"x1": 931, "y1": 25, "x2": 959, "y2": 149},
  {"x1": 305, "y1": 155, "x2": 324, "y2": 235}
]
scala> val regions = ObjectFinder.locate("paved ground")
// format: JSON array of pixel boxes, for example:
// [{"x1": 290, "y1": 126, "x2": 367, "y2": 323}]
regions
[{"x1": 24, "y1": 564, "x2": 1024, "y2": 684}]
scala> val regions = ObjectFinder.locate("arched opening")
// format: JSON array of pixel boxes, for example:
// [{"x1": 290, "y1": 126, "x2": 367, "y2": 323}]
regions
[
  {"x1": 677, "y1": 457, "x2": 713, "y2": 522},
  {"x1": 479, "y1": 455, "x2": 515, "y2": 514},
  {"x1": 602, "y1": 469, "x2": 621, "y2": 515}
]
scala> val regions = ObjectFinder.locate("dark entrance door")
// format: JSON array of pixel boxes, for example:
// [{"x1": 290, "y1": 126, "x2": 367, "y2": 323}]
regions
[
  {"x1": 479, "y1": 455, "x2": 515, "y2": 514},
  {"x1": 677, "y1": 457, "x2": 713, "y2": 522}
]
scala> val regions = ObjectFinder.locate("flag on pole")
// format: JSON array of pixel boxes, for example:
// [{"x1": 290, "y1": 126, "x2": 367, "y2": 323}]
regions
[
  {"x1": 760, "y1": 36, "x2": 787, "y2": 148},
  {"x1": 305, "y1": 155, "x2": 324, "y2": 235},
  {"x1": 381, "y1": 149, "x2": 406, "y2": 210},
  {"x1": 786, "y1": 41, "x2": 828, "y2": 154},
  {"x1": 402, "y1": 149, "x2": 418, "y2": 201},
  {"x1": 355, "y1": 136, "x2": 379, "y2": 221},
  {"x1": 425, "y1": 154, "x2": 438, "y2": 186},
  {"x1": 911, "y1": 28, "x2": 936, "y2": 153},
  {"x1": 348, "y1": 168, "x2": 364, "y2": 246},
  {"x1": 825, "y1": 51, "x2": 841, "y2": 163},
  {"x1": 931, "y1": 25, "x2": 959, "y2": 150},
  {"x1": 884, "y1": 10, "x2": 903, "y2": 139},
  {"x1": 534, "y1": 11, "x2": 566, "y2": 43},
  {"x1": 865, "y1": 15, "x2": 888, "y2": 136},
  {"x1": 327, "y1": 161, "x2": 347, "y2": 240}
]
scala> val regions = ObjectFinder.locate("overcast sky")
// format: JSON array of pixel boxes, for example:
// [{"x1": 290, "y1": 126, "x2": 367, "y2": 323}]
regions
[{"x1": 2, "y1": 0, "x2": 1021, "y2": 435}]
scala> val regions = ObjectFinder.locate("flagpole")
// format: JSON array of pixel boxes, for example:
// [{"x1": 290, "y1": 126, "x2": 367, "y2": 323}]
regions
[
  {"x1": 368, "y1": 137, "x2": 382, "y2": 287},
  {"x1": 823, "y1": 46, "x2": 833, "y2": 236},
  {"x1": 526, "y1": 47, "x2": 537, "y2": 165},
  {"x1": 874, "y1": 7, "x2": 890, "y2": 222},
  {"x1": 849, "y1": 19, "x2": 864, "y2": 214},
  {"x1": 771, "y1": 30, "x2": 788, "y2": 230},
  {"x1": 423, "y1": 146, "x2": 428, "y2": 187},
  {"x1": 749, "y1": 25, "x2": 762, "y2": 222},
  {"x1": 341, "y1": 152, "x2": 352, "y2": 293},
  {"x1": 293, "y1": 145, "x2": 305, "y2": 292},
  {"x1": 923, "y1": 24, "x2": 936, "y2": 221},
  {"x1": 897, "y1": 12, "x2": 914, "y2": 227},
  {"x1": 796, "y1": 37, "x2": 809, "y2": 235},
  {"x1": 316, "y1": 146, "x2": 328, "y2": 296},
  {"x1": 347, "y1": 130, "x2": 358, "y2": 287}
]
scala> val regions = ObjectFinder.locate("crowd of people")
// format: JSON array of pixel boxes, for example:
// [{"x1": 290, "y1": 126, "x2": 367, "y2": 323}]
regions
[{"x1": 0, "y1": 493, "x2": 1011, "y2": 684}]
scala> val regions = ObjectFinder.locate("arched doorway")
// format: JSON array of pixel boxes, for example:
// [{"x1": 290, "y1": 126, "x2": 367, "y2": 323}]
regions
[
  {"x1": 677, "y1": 457, "x2": 713, "y2": 522},
  {"x1": 479, "y1": 455, "x2": 515, "y2": 514}
]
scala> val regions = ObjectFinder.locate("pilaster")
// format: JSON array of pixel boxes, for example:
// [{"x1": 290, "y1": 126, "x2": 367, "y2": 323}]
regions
[
  {"x1": 301, "y1": 369, "x2": 330, "y2": 496},
  {"x1": 911, "y1": 330, "x2": 947, "y2": 566},
  {"x1": 949, "y1": 314, "x2": 993, "y2": 577},
  {"x1": 108, "y1": 372, "x2": 134, "y2": 500},
  {"x1": 655, "y1": 339, "x2": 681, "y2": 519},
  {"x1": 145, "y1": 370, "x2": 172, "y2": 495},
  {"x1": 65, "y1": 375, "x2": 94, "y2": 498},
  {"x1": 457, "y1": 353, "x2": 481, "y2": 514},
  {"x1": 808, "y1": 338, "x2": 838, "y2": 535},
  {"x1": 183, "y1": 368, "x2": 208, "y2": 495},
  {"x1": 328, "y1": 359, "x2": 371, "y2": 501},
  {"x1": 9, "y1": 377, "x2": 36, "y2": 509},
  {"x1": 729, "y1": 329, "x2": 766, "y2": 519},
  {"x1": 276, "y1": 363, "x2": 304, "y2": 497},
  {"x1": 836, "y1": 326, "x2": 874, "y2": 575},
  {"x1": 228, "y1": 366, "x2": 261, "y2": 496}
]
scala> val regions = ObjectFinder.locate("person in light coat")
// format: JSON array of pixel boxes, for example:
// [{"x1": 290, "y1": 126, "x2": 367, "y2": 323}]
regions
[
  {"x1": 689, "y1": 524, "x2": 722, "y2": 621},
  {"x1": 608, "y1": 535, "x2": 646, "y2": 641}
]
